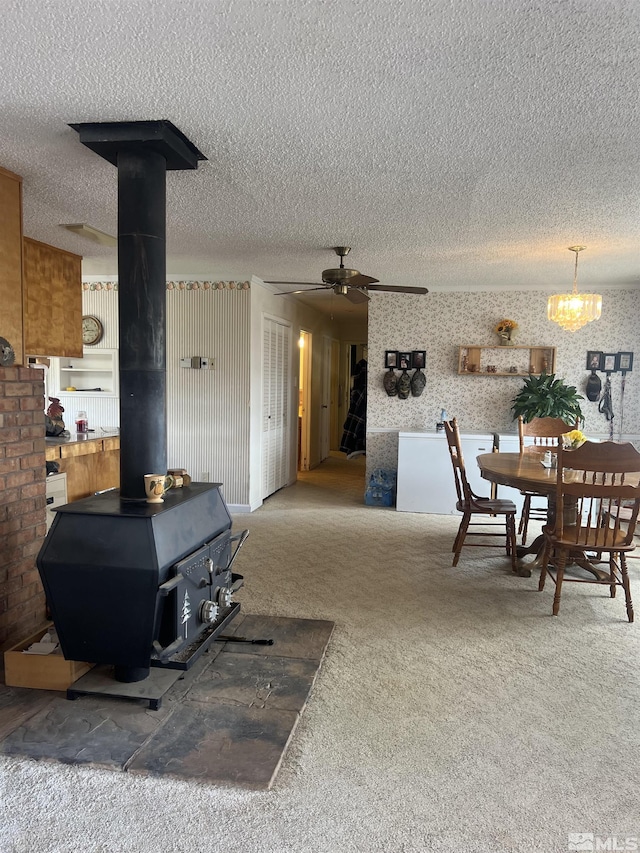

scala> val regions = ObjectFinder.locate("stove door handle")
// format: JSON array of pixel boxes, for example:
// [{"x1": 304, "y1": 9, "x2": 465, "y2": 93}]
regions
[
  {"x1": 229, "y1": 529, "x2": 250, "y2": 547},
  {"x1": 226, "y1": 528, "x2": 250, "y2": 573},
  {"x1": 158, "y1": 572, "x2": 184, "y2": 596}
]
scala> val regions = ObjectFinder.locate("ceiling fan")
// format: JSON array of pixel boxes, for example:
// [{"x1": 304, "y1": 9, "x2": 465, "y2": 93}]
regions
[{"x1": 266, "y1": 247, "x2": 429, "y2": 304}]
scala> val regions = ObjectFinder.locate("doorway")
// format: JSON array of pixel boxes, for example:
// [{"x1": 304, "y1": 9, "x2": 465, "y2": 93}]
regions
[
  {"x1": 343, "y1": 342, "x2": 368, "y2": 419},
  {"x1": 337, "y1": 341, "x2": 368, "y2": 460},
  {"x1": 298, "y1": 329, "x2": 312, "y2": 471}
]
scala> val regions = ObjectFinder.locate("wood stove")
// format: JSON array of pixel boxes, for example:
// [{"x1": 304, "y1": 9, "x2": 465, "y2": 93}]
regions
[
  {"x1": 38, "y1": 483, "x2": 246, "y2": 682},
  {"x1": 37, "y1": 120, "x2": 247, "y2": 685}
]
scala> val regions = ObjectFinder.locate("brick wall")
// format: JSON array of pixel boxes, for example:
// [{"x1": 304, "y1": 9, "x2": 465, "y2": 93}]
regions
[{"x1": 0, "y1": 366, "x2": 47, "y2": 651}]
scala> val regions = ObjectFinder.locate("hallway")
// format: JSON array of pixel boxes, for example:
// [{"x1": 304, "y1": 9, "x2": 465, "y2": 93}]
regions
[{"x1": 296, "y1": 452, "x2": 367, "y2": 507}]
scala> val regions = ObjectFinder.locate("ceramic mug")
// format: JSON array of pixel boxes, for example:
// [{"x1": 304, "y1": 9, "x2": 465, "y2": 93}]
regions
[{"x1": 144, "y1": 474, "x2": 174, "y2": 503}]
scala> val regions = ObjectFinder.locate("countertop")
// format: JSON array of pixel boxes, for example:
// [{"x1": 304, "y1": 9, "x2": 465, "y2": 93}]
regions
[{"x1": 45, "y1": 429, "x2": 120, "y2": 448}]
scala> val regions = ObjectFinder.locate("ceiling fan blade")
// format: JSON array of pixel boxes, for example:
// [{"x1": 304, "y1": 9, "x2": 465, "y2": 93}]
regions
[
  {"x1": 344, "y1": 287, "x2": 370, "y2": 304},
  {"x1": 265, "y1": 281, "x2": 324, "y2": 287},
  {"x1": 364, "y1": 284, "x2": 429, "y2": 295},
  {"x1": 348, "y1": 273, "x2": 379, "y2": 287},
  {"x1": 275, "y1": 286, "x2": 330, "y2": 296}
]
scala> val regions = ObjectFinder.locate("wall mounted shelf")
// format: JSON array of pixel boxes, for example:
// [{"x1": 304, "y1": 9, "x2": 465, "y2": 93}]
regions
[
  {"x1": 51, "y1": 348, "x2": 119, "y2": 397},
  {"x1": 457, "y1": 345, "x2": 556, "y2": 377}
]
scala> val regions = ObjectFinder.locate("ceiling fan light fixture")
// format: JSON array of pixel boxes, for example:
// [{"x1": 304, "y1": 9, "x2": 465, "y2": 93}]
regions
[
  {"x1": 322, "y1": 267, "x2": 358, "y2": 284},
  {"x1": 547, "y1": 246, "x2": 602, "y2": 332},
  {"x1": 60, "y1": 223, "x2": 117, "y2": 247}
]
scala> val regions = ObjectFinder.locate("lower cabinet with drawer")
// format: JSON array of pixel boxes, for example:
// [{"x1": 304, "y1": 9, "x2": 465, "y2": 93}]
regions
[
  {"x1": 45, "y1": 434, "x2": 119, "y2": 502},
  {"x1": 46, "y1": 472, "x2": 68, "y2": 532}
]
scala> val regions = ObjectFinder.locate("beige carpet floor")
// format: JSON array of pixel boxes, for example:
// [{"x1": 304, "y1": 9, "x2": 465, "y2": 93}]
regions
[{"x1": 2, "y1": 453, "x2": 640, "y2": 853}]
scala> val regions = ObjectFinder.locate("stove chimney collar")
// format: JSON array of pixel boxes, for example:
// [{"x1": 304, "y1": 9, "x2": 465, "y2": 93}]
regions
[{"x1": 69, "y1": 120, "x2": 207, "y2": 170}]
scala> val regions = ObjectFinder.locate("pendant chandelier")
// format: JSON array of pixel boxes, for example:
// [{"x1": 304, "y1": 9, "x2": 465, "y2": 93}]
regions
[{"x1": 547, "y1": 246, "x2": 602, "y2": 332}]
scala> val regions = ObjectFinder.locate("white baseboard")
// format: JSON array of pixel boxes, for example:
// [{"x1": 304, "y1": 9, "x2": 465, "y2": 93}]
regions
[{"x1": 228, "y1": 501, "x2": 261, "y2": 514}]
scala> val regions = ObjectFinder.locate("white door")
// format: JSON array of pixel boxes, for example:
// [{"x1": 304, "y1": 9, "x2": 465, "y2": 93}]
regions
[{"x1": 262, "y1": 317, "x2": 291, "y2": 499}]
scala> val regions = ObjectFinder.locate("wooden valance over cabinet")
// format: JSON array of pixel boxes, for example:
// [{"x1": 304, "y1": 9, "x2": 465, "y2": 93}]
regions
[
  {"x1": 0, "y1": 166, "x2": 24, "y2": 366},
  {"x1": 23, "y1": 237, "x2": 83, "y2": 358}
]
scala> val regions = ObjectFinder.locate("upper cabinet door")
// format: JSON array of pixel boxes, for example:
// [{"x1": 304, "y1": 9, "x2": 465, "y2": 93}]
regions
[
  {"x1": 23, "y1": 237, "x2": 83, "y2": 357},
  {"x1": 0, "y1": 166, "x2": 24, "y2": 366}
]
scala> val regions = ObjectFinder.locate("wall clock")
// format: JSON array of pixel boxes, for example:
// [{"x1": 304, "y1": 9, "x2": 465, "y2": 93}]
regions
[{"x1": 82, "y1": 315, "x2": 104, "y2": 345}]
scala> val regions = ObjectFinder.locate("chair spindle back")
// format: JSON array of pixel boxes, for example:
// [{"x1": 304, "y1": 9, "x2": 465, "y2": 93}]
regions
[
  {"x1": 518, "y1": 416, "x2": 576, "y2": 454},
  {"x1": 555, "y1": 441, "x2": 640, "y2": 549},
  {"x1": 444, "y1": 419, "x2": 471, "y2": 503}
]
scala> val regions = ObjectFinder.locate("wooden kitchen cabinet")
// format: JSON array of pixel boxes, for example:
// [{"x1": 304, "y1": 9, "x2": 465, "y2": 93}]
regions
[
  {"x1": 23, "y1": 237, "x2": 83, "y2": 358},
  {"x1": 0, "y1": 166, "x2": 24, "y2": 366},
  {"x1": 45, "y1": 433, "x2": 120, "y2": 502}
]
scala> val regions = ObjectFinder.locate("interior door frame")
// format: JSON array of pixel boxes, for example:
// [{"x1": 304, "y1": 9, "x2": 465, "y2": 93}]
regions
[
  {"x1": 330, "y1": 337, "x2": 341, "y2": 451},
  {"x1": 298, "y1": 329, "x2": 312, "y2": 471}
]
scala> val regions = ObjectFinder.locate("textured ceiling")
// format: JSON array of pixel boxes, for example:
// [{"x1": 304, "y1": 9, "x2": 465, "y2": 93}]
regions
[{"x1": 1, "y1": 0, "x2": 639, "y2": 319}]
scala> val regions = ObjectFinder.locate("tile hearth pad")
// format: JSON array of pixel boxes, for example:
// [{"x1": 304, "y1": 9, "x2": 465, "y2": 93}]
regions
[{"x1": 0, "y1": 615, "x2": 334, "y2": 789}]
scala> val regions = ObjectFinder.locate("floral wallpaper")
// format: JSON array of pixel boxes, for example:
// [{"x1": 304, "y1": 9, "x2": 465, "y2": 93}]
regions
[{"x1": 367, "y1": 289, "x2": 640, "y2": 476}]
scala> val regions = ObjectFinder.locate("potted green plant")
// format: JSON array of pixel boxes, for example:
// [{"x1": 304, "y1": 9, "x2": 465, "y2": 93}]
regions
[{"x1": 510, "y1": 372, "x2": 584, "y2": 424}]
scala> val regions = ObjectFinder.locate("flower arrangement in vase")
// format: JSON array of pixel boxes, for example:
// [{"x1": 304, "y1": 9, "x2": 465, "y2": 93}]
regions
[
  {"x1": 563, "y1": 429, "x2": 586, "y2": 449},
  {"x1": 494, "y1": 318, "x2": 518, "y2": 345}
]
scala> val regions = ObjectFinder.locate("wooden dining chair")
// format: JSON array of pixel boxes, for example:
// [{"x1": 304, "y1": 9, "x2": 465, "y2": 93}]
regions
[
  {"x1": 538, "y1": 441, "x2": 640, "y2": 620},
  {"x1": 517, "y1": 416, "x2": 576, "y2": 545},
  {"x1": 444, "y1": 419, "x2": 517, "y2": 569}
]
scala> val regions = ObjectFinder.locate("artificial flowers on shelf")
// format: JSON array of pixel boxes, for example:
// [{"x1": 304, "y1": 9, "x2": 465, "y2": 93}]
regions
[
  {"x1": 563, "y1": 429, "x2": 586, "y2": 449},
  {"x1": 494, "y1": 318, "x2": 519, "y2": 335}
]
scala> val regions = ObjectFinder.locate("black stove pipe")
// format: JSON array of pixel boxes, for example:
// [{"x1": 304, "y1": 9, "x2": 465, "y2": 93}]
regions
[
  {"x1": 69, "y1": 121, "x2": 206, "y2": 501},
  {"x1": 117, "y1": 149, "x2": 167, "y2": 499}
]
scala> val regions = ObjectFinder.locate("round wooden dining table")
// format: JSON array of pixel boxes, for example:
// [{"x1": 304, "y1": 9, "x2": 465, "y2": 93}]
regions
[
  {"x1": 477, "y1": 451, "x2": 557, "y2": 497},
  {"x1": 476, "y1": 451, "x2": 608, "y2": 580}
]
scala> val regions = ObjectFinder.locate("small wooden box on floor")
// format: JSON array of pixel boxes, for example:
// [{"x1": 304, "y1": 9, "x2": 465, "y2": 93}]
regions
[{"x1": 4, "y1": 624, "x2": 93, "y2": 691}]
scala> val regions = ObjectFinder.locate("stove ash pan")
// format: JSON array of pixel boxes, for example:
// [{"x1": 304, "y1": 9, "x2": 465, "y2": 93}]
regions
[{"x1": 37, "y1": 483, "x2": 247, "y2": 676}]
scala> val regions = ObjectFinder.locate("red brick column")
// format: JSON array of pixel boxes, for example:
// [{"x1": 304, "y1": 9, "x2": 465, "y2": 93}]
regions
[{"x1": 0, "y1": 366, "x2": 47, "y2": 652}]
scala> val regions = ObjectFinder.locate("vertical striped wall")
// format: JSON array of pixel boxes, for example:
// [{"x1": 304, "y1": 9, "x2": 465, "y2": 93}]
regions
[
  {"x1": 77, "y1": 281, "x2": 252, "y2": 508},
  {"x1": 166, "y1": 287, "x2": 251, "y2": 508}
]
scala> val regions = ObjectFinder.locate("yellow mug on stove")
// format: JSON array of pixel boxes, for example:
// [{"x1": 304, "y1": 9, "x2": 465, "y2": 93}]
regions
[{"x1": 143, "y1": 473, "x2": 174, "y2": 503}]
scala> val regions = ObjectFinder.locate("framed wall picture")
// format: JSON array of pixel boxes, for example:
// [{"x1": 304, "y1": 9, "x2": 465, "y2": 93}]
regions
[
  {"x1": 603, "y1": 353, "x2": 617, "y2": 373},
  {"x1": 385, "y1": 350, "x2": 398, "y2": 369},
  {"x1": 398, "y1": 351, "x2": 412, "y2": 370},
  {"x1": 616, "y1": 351, "x2": 634, "y2": 373},
  {"x1": 412, "y1": 350, "x2": 426, "y2": 369},
  {"x1": 586, "y1": 351, "x2": 603, "y2": 371}
]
